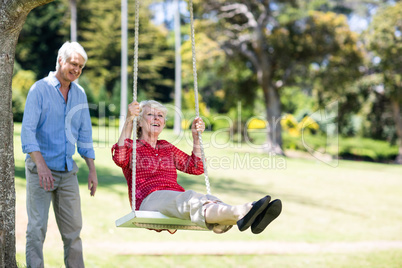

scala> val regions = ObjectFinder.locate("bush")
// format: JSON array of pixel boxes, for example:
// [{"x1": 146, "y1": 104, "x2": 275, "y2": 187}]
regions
[
  {"x1": 12, "y1": 69, "x2": 36, "y2": 122},
  {"x1": 337, "y1": 137, "x2": 399, "y2": 162},
  {"x1": 282, "y1": 133, "x2": 399, "y2": 163}
]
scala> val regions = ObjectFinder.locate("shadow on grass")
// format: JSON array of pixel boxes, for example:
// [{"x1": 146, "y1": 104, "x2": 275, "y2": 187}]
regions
[
  {"x1": 15, "y1": 161, "x2": 127, "y2": 199},
  {"x1": 74, "y1": 160, "x2": 266, "y2": 202},
  {"x1": 15, "y1": 165, "x2": 25, "y2": 181},
  {"x1": 15, "y1": 159, "x2": 363, "y2": 217},
  {"x1": 177, "y1": 169, "x2": 369, "y2": 218},
  {"x1": 74, "y1": 161, "x2": 127, "y2": 199},
  {"x1": 177, "y1": 173, "x2": 269, "y2": 199}
]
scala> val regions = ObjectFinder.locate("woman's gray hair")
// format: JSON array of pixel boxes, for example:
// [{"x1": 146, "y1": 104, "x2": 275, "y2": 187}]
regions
[
  {"x1": 137, "y1": 100, "x2": 168, "y2": 138},
  {"x1": 55, "y1": 41, "x2": 88, "y2": 71}
]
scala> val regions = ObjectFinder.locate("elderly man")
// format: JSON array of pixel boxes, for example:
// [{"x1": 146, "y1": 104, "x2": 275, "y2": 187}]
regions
[{"x1": 21, "y1": 41, "x2": 97, "y2": 268}]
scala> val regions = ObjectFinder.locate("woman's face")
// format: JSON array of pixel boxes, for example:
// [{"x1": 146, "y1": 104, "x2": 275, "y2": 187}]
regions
[{"x1": 139, "y1": 106, "x2": 166, "y2": 137}]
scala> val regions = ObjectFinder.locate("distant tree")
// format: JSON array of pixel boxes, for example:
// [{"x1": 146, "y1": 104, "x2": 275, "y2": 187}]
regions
[
  {"x1": 15, "y1": 0, "x2": 68, "y2": 80},
  {"x1": 300, "y1": 11, "x2": 364, "y2": 135},
  {"x1": 79, "y1": 0, "x2": 174, "y2": 102},
  {"x1": 0, "y1": 0, "x2": 54, "y2": 266},
  {"x1": 15, "y1": 0, "x2": 175, "y2": 108},
  {"x1": 181, "y1": 31, "x2": 259, "y2": 140},
  {"x1": 366, "y1": 2, "x2": 402, "y2": 163},
  {"x1": 12, "y1": 69, "x2": 36, "y2": 121},
  {"x1": 196, "y1": 0, "x2": 363, "y2": 154},
  {"x1": 70, "y1": 0, "x2": 77, "y2": 41}
]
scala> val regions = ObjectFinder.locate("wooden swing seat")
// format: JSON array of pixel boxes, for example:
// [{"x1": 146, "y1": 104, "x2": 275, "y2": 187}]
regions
[{"x1": 116, "y1": 211, "x2": 208, "y2": 230}]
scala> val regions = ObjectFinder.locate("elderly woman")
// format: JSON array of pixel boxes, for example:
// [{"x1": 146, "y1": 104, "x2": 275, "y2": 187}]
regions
[{"x1": 112, "y1": 100, "x2": 282, "y2": 234}]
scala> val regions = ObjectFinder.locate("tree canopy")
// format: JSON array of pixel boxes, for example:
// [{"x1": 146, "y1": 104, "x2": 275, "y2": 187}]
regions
[
  {"x1": 365, "y1": 2, "x2": 402, "y2": 162},
  {"x1": 192, "y1": 0, "x2": 364, "y2": 153},
  {"x1": 9, "y1": 0, "x2": 402, "y2": 161}
]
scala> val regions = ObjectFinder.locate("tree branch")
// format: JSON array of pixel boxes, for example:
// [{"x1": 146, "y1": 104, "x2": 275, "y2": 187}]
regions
[
  {"x1": 0, "y1": 0, "x2": 54, "y2": 32},
  {"x1": 219, "y1": 3, "x2": 258, "y2": 28},
  {"x1": 223, "y1": 38, "x2": 260, "y2": 70},
  {"x1": 258, "y1": 0, "x2": 271, "y2": 26}
]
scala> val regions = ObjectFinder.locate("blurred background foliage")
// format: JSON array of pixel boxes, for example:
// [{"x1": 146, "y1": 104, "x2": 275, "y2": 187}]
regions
[{"x1": 12, "y1": 0, "x2": 402, "y2": 163}]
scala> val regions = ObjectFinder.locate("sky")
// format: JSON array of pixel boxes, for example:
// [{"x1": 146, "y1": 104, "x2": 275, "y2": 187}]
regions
[{"x1": 150, "y1": 1, "x2": 372, "y2": 33}]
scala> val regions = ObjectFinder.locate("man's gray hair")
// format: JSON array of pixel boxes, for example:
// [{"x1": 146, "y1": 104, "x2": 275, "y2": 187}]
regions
[{"x1": 55, "y1": 41, "x2": 88, "y2": 71}]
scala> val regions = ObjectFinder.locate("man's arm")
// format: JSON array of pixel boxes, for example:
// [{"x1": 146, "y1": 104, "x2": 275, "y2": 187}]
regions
[
  {"x1": 23, "y1": 83, "x2": 56, "y2": 191},
  {"x1": 29, "y1": 151, "x2": 55, "y2": 191},
  {"x1": 84, "y1": 157, "x2": 97, "y2": 196}
]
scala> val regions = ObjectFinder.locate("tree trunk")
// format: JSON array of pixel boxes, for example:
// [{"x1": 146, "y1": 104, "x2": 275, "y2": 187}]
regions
[
  {"x1": 391, "y1": 99, "x2": 402, "y2": 164},
  {"x1": 261, "y1": 81, "x2": 284, "y2": 155},
  {"x1": 173, "y1": 0, "x2": 182, "y2": 135},
  {"x1": 0, "y1": 0, "x2": 54, "y2": 266},
  {"x1": 70, "y1": 0, "x2": 77, "y2": 42},
  {"x1": 0, "y1": 24, "x2": 19, "y2": 268},
  {"x1": 257, "y1": 59, "x2": 284, "y2": 155},
  {"x1": 252, "y1": 26, "x2": 284, "y2": 155}
]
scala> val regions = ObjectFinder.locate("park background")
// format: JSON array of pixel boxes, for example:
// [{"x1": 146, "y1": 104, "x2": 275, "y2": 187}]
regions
[{"x1": 10, "y1": 0, "x2": 402, "y2": 267}]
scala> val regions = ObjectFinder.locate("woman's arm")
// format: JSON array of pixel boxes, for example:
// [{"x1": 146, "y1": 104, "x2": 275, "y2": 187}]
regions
[
  {"x1": 113, "y1": 101, "x2": 140, "y2": 168},
  {"x1": 117, "y1": 101, "x2": 140, "y2": 146},
  {"x1": 191, "y1": 117, "x2": 205, "y2": 158},
  {"x1": 170, "y1": 117, "x2": 205, "y2": 174}
]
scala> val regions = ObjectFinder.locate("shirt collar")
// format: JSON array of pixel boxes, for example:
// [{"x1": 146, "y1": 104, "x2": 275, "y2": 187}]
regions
[
  {"x1": 48, "y1": 71, "x2": 61, "y2": 89},
  {"x1": 47, "y1": 71, "x2": 79, "y2": 92},
  {"x1": 138, "y1": 139, "x2": 160, "y2": 149}
]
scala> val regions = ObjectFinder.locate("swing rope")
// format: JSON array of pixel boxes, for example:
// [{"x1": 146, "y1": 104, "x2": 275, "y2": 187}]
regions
[
  {"x1": 131, "y1": 0, "x2": 140, "y2": 212},
  {"x1": 189, "y1": 0, "x2": 211, "y2": 195},
  {"x1": 130, "y1": 0, "x2": 211, "y2": 214}
]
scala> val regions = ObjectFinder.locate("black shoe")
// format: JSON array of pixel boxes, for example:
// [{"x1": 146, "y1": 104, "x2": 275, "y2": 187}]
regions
[
  {"x1": 251, "y1": 199, "x2": 282, "y2": 234},
  {"x1": 237, "y1": 195, "x2": 271, "y2": 232}
]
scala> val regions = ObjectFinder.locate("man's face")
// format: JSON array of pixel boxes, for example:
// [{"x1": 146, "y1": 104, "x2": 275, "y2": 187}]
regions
[{"x1": 58, "y1": 52, "x2": 85, "y2": 83}]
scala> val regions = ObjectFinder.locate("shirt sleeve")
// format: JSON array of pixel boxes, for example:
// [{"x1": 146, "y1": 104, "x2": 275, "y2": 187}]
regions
[
  {"x1": 21, "y1": 85, "x2": 41, "y2": 154},
  {"x1": 111, "y1": 139, "x2": 132, "y2": 168},
  {"x1": 77, "y1": 100, "x2": 95, "y2": 159},
  {"x1": 172, "y1": 145, "x2": 204, "y2": 175}
]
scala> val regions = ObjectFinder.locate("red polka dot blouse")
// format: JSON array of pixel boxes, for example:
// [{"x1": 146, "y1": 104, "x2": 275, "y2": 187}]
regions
[{"x1": 111, "y1": 139, "x2": 204, "y2": 210}]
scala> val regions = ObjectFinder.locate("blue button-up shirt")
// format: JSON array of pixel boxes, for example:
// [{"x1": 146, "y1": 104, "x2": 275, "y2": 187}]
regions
[{"x1": 21, "y1": 72, "x2": 95, "y2": 172}]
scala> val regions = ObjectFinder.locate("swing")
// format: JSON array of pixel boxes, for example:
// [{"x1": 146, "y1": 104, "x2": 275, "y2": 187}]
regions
[{"x1": 115, "y1": 0, "x2": 211, "y2": 231}]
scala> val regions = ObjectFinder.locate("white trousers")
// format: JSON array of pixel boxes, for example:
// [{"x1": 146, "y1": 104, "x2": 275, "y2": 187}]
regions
[{"x1": 140, "y1": 190, "x2": 223, "y2": 230}]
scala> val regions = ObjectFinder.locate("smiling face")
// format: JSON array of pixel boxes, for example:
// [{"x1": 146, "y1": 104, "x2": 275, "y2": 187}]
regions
[
  {"x1": 139, "y1": 105, "x2": 166, "y2": 138},
  {"x1": 57, "y1": 52, "x2": 85, "y2": 83}
]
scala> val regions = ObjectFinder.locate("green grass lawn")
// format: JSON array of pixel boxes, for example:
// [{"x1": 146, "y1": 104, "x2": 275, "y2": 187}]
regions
[{"x1": 14, "y1": 123, "x2": 402, "y2": 267}]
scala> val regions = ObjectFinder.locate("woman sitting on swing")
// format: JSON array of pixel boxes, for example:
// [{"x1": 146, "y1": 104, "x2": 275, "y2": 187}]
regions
[{"x1": 111, "y1": 100, "x2": 282, "y2": 234}]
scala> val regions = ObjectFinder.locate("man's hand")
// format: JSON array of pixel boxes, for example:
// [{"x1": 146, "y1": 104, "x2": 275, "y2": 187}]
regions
[
  {"x1": 30, "y1": 151, "x2": 55, "y2": 191},
  {"x1": 38, "y1": 164, "x2": 55, "y2": 191},
  {"x1": 88, "y1": 169, "x2": 98, "y2": 196},
  {"x1": 84, "y1": 157, "x2": 98, "y2": 196}
]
